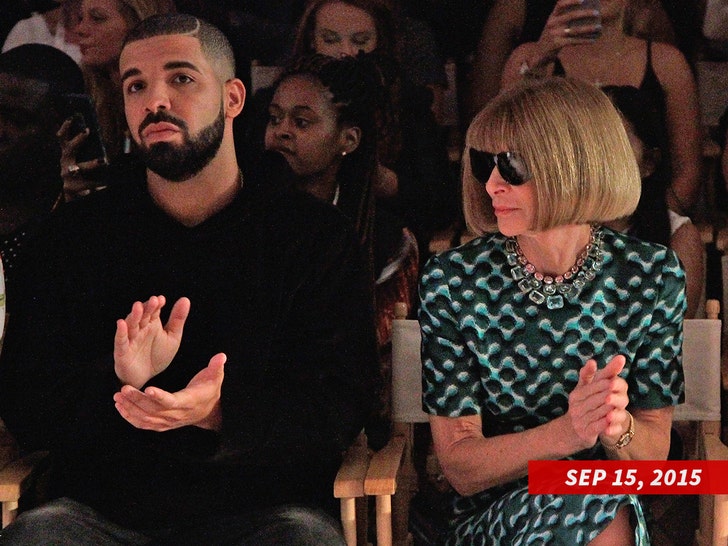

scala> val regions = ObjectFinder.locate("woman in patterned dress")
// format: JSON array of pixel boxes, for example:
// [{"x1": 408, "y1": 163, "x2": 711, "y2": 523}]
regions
[{"x1": 419, "y1": 76, "x2": 685, "y2": 545}]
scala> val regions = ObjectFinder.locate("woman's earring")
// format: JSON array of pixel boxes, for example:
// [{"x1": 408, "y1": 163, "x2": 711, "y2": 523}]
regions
[{"x1": 341, "y1": 151, "x2": 347, "y2": 156}]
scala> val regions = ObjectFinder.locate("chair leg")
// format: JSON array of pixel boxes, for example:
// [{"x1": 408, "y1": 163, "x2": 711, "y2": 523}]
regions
[
  {"x1": 392, "y1": 424, "x2": 418, "y2": 546},
  {"x1": 339, "y1": 495, "x2": 371, "y2": 546},
  {"x1": 340, "y1": 497, "x2": 357, "y2": 546},
  {"x1": 355, "y1": 496, "x2": 368, "y2": 546},
  {"x1": 392, "y1": 486, "x2": 412, "y2": 546},
  {"x1": 714, "y1": 493, "x2": 728, "y2": 545},
  {"x1": 376, "y1": 495, "x2": 393, "y2": 546}
]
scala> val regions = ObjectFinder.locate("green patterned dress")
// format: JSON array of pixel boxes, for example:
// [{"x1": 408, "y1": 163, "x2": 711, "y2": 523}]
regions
[{"x1": 419, "y1": 227, "x2": 685, "y2": 545}]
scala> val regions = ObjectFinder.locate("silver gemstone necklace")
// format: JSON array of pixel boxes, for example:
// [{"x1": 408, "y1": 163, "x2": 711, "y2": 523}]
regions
[{"x1": 505, "y1": 225, "x2": 603, "y2": 309}]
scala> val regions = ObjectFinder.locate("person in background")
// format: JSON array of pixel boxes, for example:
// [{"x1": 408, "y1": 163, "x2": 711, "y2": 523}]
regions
[
  {"x1": 290, "y1": 0, "x2": 457, "y2": 262},
  {"x1": 501, "y1": 0, "x2": 701, "y2": 216},
  {"x1": 420, "y1": 77, "x2": 684, "y2": 545},
  {"x1": 0, "y1": 14, "x2": 377, "y2": 545},
  {"x1": 264, "y1": 52, "x2": 419, "y2": 350},
  {"x1": 59, "y1": 0, "x2": 176, "y2": 200},
  {"x1": 264, "y1": 53, "x2": 419, "y2": 445},
  {"x1": 465, "y1": 0, "x2": 684, "y2": 121},
  {"x1": 2, "y1": 0, "x2": 82, "y2": 63},
  {"x1": 0, "y1": 44, "x2": 83, "y2": 485},
  {"x1": 0, "y1": 1, "x2": 37, "y2": 47},
  {"x1": 603, "y1": 84, "x2": 704, "y2": 318},
  {"x1": 627, "y1": 0, "x2": 701, "y2": 67},
  {"x1": 0, "y1": 44, "x2": 85, "y2": 286},
  {"x1": 465, "y1": 0, "x2": 555, "y2": 121},
  {"x1": 293, "y1": 0, "x2": 447, "y2": 115}
]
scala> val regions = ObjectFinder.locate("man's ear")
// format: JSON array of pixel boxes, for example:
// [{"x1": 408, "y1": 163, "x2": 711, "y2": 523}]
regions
[
  {"x1": 340, "y1": 126, "x2": 361, "y2": 155},
  {"x1": 224, "y1": 78, "x2": 246, "y2": 119}
]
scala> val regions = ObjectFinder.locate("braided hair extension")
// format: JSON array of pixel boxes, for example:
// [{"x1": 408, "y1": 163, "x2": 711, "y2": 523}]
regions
[
  {"x1": 292, "y1": 0, "x2": 403, "y2": 167},
  {"x1": 278, "y1": 52, "x2": 390, "y2": 255}
]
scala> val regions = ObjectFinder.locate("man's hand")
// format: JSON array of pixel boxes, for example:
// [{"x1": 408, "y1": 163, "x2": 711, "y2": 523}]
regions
[
  {"x1": 113, "y1": 353, "x2": 226, "y2": 432},
  {"x1": 57, "y1": 117, "x2": 108, "y2": 201},
  {"x1": 114, "y1": 295, "x2": 190, "y2": 389},
  {"x1": 567, "y1": 355, "x2": 629, "y2": 449}
]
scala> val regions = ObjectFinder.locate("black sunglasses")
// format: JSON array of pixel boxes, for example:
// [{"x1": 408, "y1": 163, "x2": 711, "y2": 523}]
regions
[{"x1": 469, "y1": 148, "x2": 531, "y2": 186}]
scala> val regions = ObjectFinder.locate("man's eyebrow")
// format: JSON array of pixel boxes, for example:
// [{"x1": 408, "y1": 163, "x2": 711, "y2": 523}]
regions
[
  {"x1": 164, "y1": 61, "x2": 201, "y2": 73},
  {"x1": 120, "y1": 67, "x2": 141, "y2": 83},
  {"x1": 120, "y1": 61, "x2": 202, "y2": 84}
]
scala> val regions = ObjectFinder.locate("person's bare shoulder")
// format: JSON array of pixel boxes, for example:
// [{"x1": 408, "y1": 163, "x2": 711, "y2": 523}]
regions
[
  {"x1": 649, "y1": 41, "x2": 692, "y2": 73},
  {"x1": 649, "y1": 41, "x2": 695, "y2": 90}
]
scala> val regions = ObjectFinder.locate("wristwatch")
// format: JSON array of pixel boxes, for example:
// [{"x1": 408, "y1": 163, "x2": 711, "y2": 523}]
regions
[{"x1": 605, "y1": 411, "x2": 634, "y2": 450}]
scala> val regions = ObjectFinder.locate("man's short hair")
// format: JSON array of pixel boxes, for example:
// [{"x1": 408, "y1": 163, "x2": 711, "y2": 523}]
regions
[
  {"x1": 123, "y1": 13, "x2": 236, "y2": 81},
  {"x1": 463, "y1": 76, "x2": 641, "y2": 234}
]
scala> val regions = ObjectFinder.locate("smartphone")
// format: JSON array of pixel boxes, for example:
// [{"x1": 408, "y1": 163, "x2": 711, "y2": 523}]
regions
[
  {"x1": 565, "y1": 0, "x2": 602, "y2": 40},
  {"x1": 60, "y1": 93, "x2": 109, "y2": 165}
]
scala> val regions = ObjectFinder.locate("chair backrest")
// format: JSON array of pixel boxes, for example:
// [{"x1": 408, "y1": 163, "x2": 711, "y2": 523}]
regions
[
  {"x1": 391, "y1": 309, "x2": 429, "y2": 424},
  {"x1": 673, "y1": 312, "x2": 722, "y2": 423},
  {"x1": 250, "y1": 61, "x2": 283, "y2": 95}
]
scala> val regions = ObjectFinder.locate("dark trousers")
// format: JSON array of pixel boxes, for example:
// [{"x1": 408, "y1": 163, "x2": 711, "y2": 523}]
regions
[{"x1": 0, "y1": 497, "x2": 346, "y2": 546}]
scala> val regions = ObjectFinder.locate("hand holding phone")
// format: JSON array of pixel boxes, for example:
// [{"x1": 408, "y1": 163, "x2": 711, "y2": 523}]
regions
[
  {"x1": 564, "y1": 0, "x2": 602, "y2": 40},
  {"x1": 59, "y1": 93, "x2": 109, "y2": 165}
]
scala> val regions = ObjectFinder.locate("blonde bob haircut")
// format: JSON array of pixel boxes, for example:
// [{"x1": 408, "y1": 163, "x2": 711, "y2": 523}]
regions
[{"x1": 463, "y1": 76, "x2": 641, "y2": 235}]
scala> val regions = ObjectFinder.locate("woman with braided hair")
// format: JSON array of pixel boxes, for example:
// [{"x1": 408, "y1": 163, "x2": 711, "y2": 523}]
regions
[
  {"x1": 292, "y1": 0, "x2": 457, "y2": 263},
  {"x1": 265, "y1": 52, "x2": 419, "y2": 358}
]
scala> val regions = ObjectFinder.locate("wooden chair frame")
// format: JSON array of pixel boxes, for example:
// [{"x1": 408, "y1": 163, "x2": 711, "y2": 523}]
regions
[
  {"x1": 0, "y1": 435, "x2": 47, "y2": 529},
  {"x1": 334, "y1": 304, "x2": 427, "y2": 546},
  {"x1": 677, "y1": 300, "x2": 728, "y2": 545}
]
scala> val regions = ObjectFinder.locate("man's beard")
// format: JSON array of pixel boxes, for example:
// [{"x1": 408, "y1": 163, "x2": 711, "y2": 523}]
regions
[{"x1": 137, "y1": 106, "x2": 225, "y2": 182}]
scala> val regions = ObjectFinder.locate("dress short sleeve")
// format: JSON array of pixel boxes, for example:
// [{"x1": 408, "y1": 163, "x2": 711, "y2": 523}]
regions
[{"x1": 419, "y1": 252, "x2": 485, "y2": 418}]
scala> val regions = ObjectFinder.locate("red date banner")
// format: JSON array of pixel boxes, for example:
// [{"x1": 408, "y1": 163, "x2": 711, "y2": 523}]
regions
[{"x1": 528, "y1": 460, "x2": 728, "y2": 494}]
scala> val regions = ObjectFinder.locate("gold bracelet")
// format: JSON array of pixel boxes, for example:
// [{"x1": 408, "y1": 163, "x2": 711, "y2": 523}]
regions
[{"x1": 602, "y1": 411, "x2": 634, "y2": 450}]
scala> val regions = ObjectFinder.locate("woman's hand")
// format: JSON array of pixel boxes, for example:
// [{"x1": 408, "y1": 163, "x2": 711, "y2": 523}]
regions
[
  {"x1": 530, "y1": 0, "x2": 603, "y2": 70},
  {"x1": 114, "y1": 296, "x2": 191, "y2": 389},
  {"x1": 567, "y1": 355, "x2": 629, "y2": 450},
  {"x1": 57, "y1": 117, "x2": 107, "y2": 201}
]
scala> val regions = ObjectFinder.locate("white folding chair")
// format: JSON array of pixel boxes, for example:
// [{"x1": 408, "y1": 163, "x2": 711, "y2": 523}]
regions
[
  {"x1": 364, "y1": 303, "x2": 430, "y2": 546},
  {"x1": 674, "y1": 300, "x2": 728, "y2": 546},
  {"x1": 674, "y1": 301, "x2": 722, "y2": 427},
  {"x1": 335, "y1": 302, "x2": 429, "y2": 546}
]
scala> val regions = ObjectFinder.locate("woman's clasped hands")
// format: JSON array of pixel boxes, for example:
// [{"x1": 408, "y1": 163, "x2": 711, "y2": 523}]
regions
[{"x1": 567, "y1": 355, "x2": 630, "y2": 451}]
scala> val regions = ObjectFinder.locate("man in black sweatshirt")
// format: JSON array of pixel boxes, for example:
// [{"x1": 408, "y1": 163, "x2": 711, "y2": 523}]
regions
[{"x1": 0, "y1": 14, "x2": 378, "y2": 545}]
